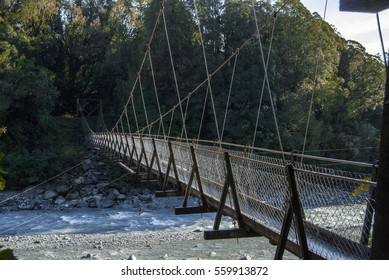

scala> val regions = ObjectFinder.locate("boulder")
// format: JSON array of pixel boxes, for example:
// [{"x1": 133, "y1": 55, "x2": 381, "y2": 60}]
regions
[
  {"x1": 74, "y1": 177, "x2": 84, "y2": 185},
  {"x1": 54, "y1": 196, "x2": 66, "y2": 205},
  {"x1": 56, "y1": 185, "x2": 70, "y2": 195},
  {"x1": 138, "y1": 194, "x2": 152, "y2": 202},
  {"x1": 43, "y1": 190, "x2": 58, "y2": 200},
  {"x1": 100, "y1": 199, "x2": 115, "y2": 208},
  {"x1": 82, "y1": 159, "x2": 95, "y2": 171},
  {"x1": 35, "y1": 188, "x2": 45, "y2": 195},
  {"x1": 117, "y1": 194, "x2": 127, "y2": 200},
  {"x1": 66, "y1": 190, "x2": 80, "y2": 200}
]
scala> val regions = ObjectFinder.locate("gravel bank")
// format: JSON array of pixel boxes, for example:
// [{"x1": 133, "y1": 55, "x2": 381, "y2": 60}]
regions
[
  {"x1": 0, "y1": 150, "x2": 297, "y2": 260},
  {"x1": 1, "y1": 230, "x2": 297, "y2": 260}
]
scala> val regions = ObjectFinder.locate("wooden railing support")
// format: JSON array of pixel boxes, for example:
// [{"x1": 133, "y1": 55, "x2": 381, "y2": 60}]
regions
[{"x1": 275, "y1": 164, "x2": 310, "y2": 259}]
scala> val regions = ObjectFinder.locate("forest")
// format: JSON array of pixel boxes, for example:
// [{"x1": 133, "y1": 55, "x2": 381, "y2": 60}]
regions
[{"x1": 0, "y1": 0, "x2": 386, "y2": 187}]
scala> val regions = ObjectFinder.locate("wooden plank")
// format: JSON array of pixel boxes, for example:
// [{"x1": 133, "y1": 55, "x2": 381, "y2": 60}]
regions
[
  {"x1": 204, "y1": 228, "x2": 261, "y2": 240},
  {"x1": 175, "y1": 206, "x2": 216, "y2": 215},
  {"x1": 155, "y1": 190, "x2": 183, "y2": 197}
]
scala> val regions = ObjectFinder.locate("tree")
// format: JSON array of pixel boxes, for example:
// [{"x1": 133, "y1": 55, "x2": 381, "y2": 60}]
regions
[{"x1": 0, "y1": 127, "x2": 6, "y2": 191}]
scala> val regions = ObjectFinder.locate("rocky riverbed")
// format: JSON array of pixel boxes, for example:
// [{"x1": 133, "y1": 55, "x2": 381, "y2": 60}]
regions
[
  {"x1": 0, "y1": 150, "x2": 296, "y2": 260},
  {"x1": 0, "y1": 151, "x2": 161, "y2": 212}
]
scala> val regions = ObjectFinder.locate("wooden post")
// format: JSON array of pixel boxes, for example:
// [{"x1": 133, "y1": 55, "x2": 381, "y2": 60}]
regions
[
  {"x1": 147, "y1": 138, "x2": 163, "y2": 180},
  {"x1": 275, "y1": 164, "x2": 310, "y2": 259},
  {"x1": 130, "y1": 135, "x2": 139, "y2": 168},
  {"x1": 123, "y1": 134, "x2": 131, "y2": 165},
  {"x1": 372, "y1": 66, "x2": 389, "y2": 259},
  {"x1": 338, "y1": 0, "x2": 389, "y2": 260},
  {"x1": 213, "y1": 152, "x2": 244, "y2": 230},
  {"x1": 182, "y1": 146, "x2": 206, "y2": 208},
  {"x1": 158, "y1": 141, "x2": 182, "y2": 195},
  {"x1": 136, "y1": 137, "x2": 150, "y2": 174}
]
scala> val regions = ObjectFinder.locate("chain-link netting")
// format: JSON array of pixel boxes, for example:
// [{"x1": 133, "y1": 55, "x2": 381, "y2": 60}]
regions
[{"x1": 90, "y1": 134, "x2": 375, "y2": 259}]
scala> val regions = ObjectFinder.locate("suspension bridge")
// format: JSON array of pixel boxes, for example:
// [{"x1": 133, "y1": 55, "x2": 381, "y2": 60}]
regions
[{"x1": 78, "y1": 1, "x2": 382, "y2": 260}]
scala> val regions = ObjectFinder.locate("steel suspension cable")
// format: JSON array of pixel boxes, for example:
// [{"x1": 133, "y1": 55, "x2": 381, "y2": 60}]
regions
[
  {"x1": 301, "y1": 0, "x2": 328, "y2": 162},
  {"x1": 112, "y1": 8, "x2": 163, "y2": 132},
  {"x1": 197, "y1": 85, "x2": 209, "y2": 142},
  {"x1": 251, "y1": 0, "x2": 285, "y2": 159},
  {"x1": 193, "y1": 0, "x2": 222, "y2": 144},
  {"x1": 133, "y1": 15, "x2": 280, "y2": 138},
  {"x1": 220, "y1": 51, "x2": 239, "y2": 142},
  {"x1": 124, "y1": 108, "x2": 132, "y2": 133},
  {"x1": 181, "y1": 95, "x2": 191, "y2": 140},
  {"x1": 147, "y1": 47, "x2": 166, "y2": 139},
  {"x1": 136, "y1": 36, "x2": 254, "y2": 136},
  {"x1": 0, "y1": 154, "x2": 97, "y2": 206},
  {"x1": 161, "y1": 4, "x2": 188, "y2": 141},
  {"x1": 0, "y1": 172, "x2": 130, "y2": 235},
  {"x1": 138, "y1": 74, "x2": 151, "y2": 135},
  {"x1": 168, "y1": 106, "x2": 176, "y2": 137},
  {"x1": 251, "y1": 11, "x2": 277, "y2": 149},
  {"x1": 377, "y1": 13, "x2": 387, "y2": 68},
  {"x1": 130, "y1": 94, "x2": 140, "y2": 134}
]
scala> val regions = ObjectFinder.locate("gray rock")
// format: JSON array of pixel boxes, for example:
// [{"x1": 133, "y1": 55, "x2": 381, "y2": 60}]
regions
[
  {"x1": 74, "y1": 177, "x2": 84, "y2": 185},
  {"x1": 56, "y1": 185, "x2": 70, "y2": 195},
  {"x1": 67, "y1": 190, "x2": 80, "y2": 200},
  {"x1": 83, "y1": 178, "x2": 94, "y2": 185},
  {"x1": 82, "y1": 159, "x2": 94, "y2": 171},
  {"x1": 43, "y1": 190, "x2": 58, "y2": 200},
  {"x1": 81, "y1": 253, "x2": 92, "y2": 259},
  {"x1": 108, "y1": 189, "x2": 120, "y2": 200},
  {"x1": 119, "y1": 186, "x2": 130, "y2": 194},
  {"x1": 77, "y1": 200, "x2": 89, "y2": 208},
  {"x1": 117, "y1": 194, "x2": 127, "y2": 200},
  {"x1": 18, "y1": 201, "x2": 35, "y2": 210},
  {"x1": 88, "y1": 201, "x2": 97, "y2": 208},
  {"x1": 35, "y1": 188, "x2": 45, "y2": 195},
  {"x1": 240, "y1": 254, "x2": 252, "y2": 260},
  {"x1": 54, "y1": 196, "x2": 66, "y2": 205},
  {"x1": 147, "y1": 202, "x2": 159, "y2": 210},
  {"x1": 100, "y1": 199, "x2": 115, "y2": 208},
  {"x1": 138, "y1": 194, "x2": 152, "y2": 202},
  {"x1": 69, "y1": 200, "x2": 79, "y2": 207}
]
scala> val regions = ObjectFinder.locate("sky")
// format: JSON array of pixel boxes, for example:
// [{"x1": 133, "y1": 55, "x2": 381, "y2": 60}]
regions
[{"x1": 300, "y1": 0, "x2": 389, "y2": 59}]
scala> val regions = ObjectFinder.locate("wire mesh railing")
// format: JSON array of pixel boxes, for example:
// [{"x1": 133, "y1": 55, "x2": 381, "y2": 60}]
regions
[{"x1": 89, "y1": 133, "x2": 375, "y2": 260}]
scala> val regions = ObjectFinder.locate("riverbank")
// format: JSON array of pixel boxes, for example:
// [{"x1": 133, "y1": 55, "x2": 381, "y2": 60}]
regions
[
  {"x1": 1, "y1": 230, "x2": 294, "y2": 260},
  {"x1": 0, "y1": 151, "x2": 297, "y2": 260}
]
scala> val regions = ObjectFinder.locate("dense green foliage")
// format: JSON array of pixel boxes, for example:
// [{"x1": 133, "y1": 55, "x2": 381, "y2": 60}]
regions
[
  {"x1": 0, "y1": 0, "x2": 385, "y2": 187},
  {"x1": 0, "y1": 245, "x2": 17, "y2": 260},
  {"x1": 0, "y1": 127, "x2": 6, "y2": 190}
]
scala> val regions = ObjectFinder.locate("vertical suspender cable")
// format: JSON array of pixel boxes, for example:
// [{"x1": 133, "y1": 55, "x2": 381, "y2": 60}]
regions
[
  {"x1": 193, "y1": 0, "x2": 222, "y2": 144},
  {"x1": 124, "y1": 108, "x2": 132, "y2": 133},
  {"x1": 220, "y1": 50, "x2": 239, "y2": 142},
  {"x1": 251, "y1": 12, "x2": 277, "y2": 150},
  {"x1": 377, "y1": 13, "x2": 387, "y2": 68},
  {"x1": 301, "y1": 0, "x2": 328, "y2": 162},
  {"x1": 131, "y1": 94, "x2": 140, "y2": 134},
  {"x1": 197, "y1": 85, "x2": 209, "y2": 142},
  {"x1": 148, "y1": 47, "x2": 166, "y2": 138},
  {"x1": 161, "y1": 3, "x2": 188, "y2": 141},
  {"x1": 251, "y1": 0, "x2": 285, "y2": 159},
  {"x1": 138, "y1": 73, "x2": 151, "y2": 135}
]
